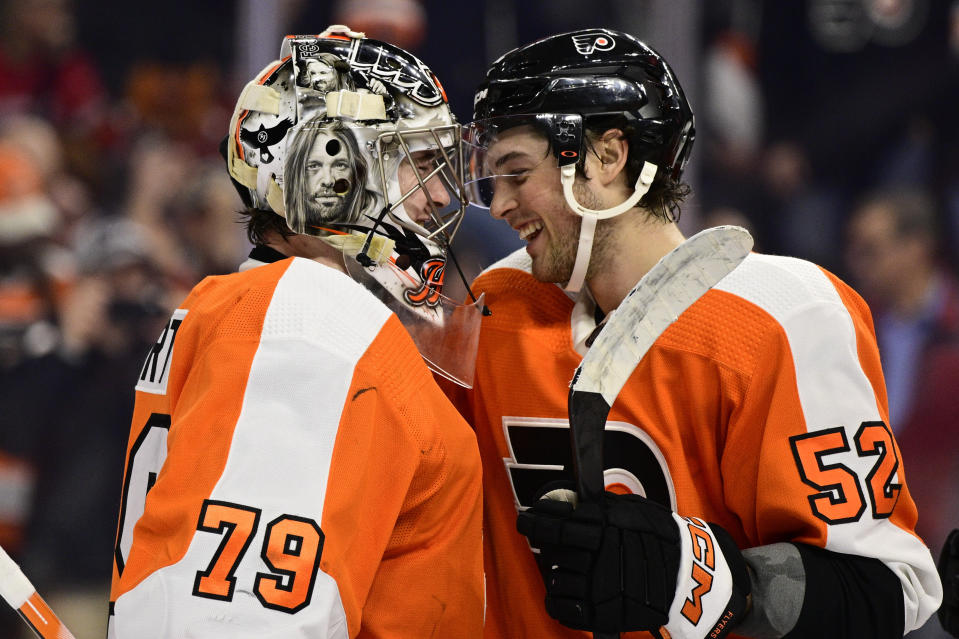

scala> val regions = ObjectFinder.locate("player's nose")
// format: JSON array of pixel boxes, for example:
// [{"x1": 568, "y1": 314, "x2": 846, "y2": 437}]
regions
[
  {"x1": 489, "y1": 187, "x2": 516, "y2": 220},
  {"x1": 426, "y1": 173, "x2": 450, "y2": 209}
]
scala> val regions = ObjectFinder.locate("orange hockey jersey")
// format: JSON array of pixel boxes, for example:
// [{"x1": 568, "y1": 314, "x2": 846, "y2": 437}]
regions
[
  {"x1": 109, "y1": 256, "x2": 484, "y2": 638},
  {"x1": 444, "y1": 249, "x2": 941, "y2": 639}
]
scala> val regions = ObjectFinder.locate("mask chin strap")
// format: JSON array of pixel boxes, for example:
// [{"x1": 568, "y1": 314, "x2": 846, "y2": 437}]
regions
[{"x1": 561, "y1": 161, "x2": 658, "y2": 293}]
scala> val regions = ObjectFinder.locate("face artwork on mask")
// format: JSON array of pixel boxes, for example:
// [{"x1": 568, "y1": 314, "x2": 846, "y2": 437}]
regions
[{"x1": 284, "y1": 119, "x2": 375, "y2": 233}]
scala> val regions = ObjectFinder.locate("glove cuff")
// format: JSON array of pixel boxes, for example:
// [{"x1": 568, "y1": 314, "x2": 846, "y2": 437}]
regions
[{"x1": 664, "y1": 516, "x2": 750, "y2": 639}]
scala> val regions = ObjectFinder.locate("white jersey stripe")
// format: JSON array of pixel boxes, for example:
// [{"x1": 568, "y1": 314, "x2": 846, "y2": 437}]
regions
[
  {"x1": 716, "y1": 253, "x2": 941, "y2": 632},
  {"x1": 114, "y1": 259, "x2": 391, "y2": 638}
]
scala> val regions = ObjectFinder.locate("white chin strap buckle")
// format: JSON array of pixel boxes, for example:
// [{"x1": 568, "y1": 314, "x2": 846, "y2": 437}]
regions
[{"x1": 562, "y1": 161, "x2": 658, "y2": 293}]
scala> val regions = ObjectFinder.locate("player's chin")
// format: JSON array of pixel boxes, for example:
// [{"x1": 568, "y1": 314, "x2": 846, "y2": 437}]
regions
[
  {"x1": 530, "y1": 258, "x2": 568, "y2": 285},
  {"x1": 403, "y1": 204, "x2": 432, "y2": 228},
  {"x1": 524, "y1": 228, "x2": 546, "y2": 258},
  {"x1": 308, "y1": 202, "x2": 342, "y2": 222}
]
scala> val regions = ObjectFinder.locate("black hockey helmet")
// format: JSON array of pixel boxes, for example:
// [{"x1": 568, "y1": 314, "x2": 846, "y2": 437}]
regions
[{"x1": 470, "y1": 27, "x2": 694, "y2": 182}]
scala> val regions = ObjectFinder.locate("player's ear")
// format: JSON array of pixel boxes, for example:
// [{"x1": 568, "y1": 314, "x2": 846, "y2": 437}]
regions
[{"x1": 591, "y1": 129, "x2": 629, "y2": 187}]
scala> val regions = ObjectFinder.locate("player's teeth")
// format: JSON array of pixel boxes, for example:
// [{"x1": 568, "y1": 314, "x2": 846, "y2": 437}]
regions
[{"x1": 519, "y1": 221, "x2": 543, "y2": 240}]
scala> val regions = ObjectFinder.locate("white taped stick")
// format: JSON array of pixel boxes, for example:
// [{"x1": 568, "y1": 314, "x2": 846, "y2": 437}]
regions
[
  {"x1": 0, "y1": 545, "x2": 76, "y2": 639},
  {"x1": 567, "y1": 226, "x2": 753, "y2": 639},
  {"x1": 572, "y1": 225, "x2": 754, "y2": 403},
  {"x1": 569, "y1": 225, "x2": 752, "y2": 501},
  {"x1": 0, "y1": 544, "x2": 32, "y2": 609}
]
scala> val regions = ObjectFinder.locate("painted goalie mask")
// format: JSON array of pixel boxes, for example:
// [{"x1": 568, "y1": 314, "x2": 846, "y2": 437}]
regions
[{"x1": 226, "y1": 25, "x2": 483, "y2": 386}]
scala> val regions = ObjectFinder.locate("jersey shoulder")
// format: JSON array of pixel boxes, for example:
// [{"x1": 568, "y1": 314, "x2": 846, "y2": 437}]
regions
[
  {"x1": 473, "y1": 248, "x2": 575, "y2": 332},
  {"x1": 714, "y1": 252, "x2": 870, "y2": 326},
  {"x1": 479, "y1": 247, "x2": 534, "y2": 277},
  {"x1": 142, "y1": 258, "x2": 396, "y2": 400},
  {"x1": 659, "y1": 253, "x2": 870, "y2": 376},
  {"x1": 183, "y1": 257, "x2": 393, "y2": 354}
]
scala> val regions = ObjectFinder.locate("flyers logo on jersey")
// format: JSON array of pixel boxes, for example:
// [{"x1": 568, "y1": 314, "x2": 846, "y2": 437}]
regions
[
  {"x1": 404, "y1": 258, "x2": 445, "y2": 307},
  {"x1": 572, "y1": 32, "x2": 616, "y2": 55}
]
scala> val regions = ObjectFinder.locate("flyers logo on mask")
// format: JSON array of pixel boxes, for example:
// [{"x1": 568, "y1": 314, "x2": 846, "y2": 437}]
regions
[
  {"x1": 346, "y1": 40, "x2": 444, "y2": 107},
  {"x1": 404, "y1": 258, "x2": 445, "y2": 307},
  {"x1": 571, "y1": 32, "x2": 616, "y2": 55}
]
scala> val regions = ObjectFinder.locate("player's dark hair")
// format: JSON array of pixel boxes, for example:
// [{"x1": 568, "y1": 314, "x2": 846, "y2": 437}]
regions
[
  {"x1": 238, "y1": 207, "x2": 295, "y2": 246},
  {"x1": 581, "y1": 118, "x2": 691, "y2": 223}
]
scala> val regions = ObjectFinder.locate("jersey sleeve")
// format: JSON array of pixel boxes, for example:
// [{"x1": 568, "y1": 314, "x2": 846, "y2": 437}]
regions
[
  {"x1": 109, "y1": 260, "x2": 484, "y2": 638},
  {"x1": 721, "y1": 268, "x2": 942, "y2": 634}
]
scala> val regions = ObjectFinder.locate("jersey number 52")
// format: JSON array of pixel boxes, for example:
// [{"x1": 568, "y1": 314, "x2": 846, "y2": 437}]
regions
[{"x1": 790, "y1": 421, "x2": 901, "y2": 524}]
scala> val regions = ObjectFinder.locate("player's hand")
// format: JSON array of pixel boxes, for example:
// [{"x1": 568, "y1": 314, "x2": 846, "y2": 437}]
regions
[
  {"x1": 940, "y1": 529, "x2": 959, "y2": 637},
  {"x1": 516, "y1": 489, "x2": 750, "y2": 638}
]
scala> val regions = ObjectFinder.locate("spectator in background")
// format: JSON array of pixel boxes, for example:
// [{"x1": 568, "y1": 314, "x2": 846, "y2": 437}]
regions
[
  {"x1": 0, "y1": 142, "x2": 57, "y2": 560},
  {"x1": 119, "y1": 136, "x2": 207, "y2": 295},
  {"x1": 759, "y1": 140, "x2": 845, "y2": 270},
  {"x1": 0, "y1": 217, "x2": 169, "y2": 639},
  {"x1": 0, "y1": 0, "x2": 106, "y2": 127},
  {"x1": 122, "y1": 60, "x2": 230, "y2": 158},
  {"x1": 700, "y1": 205, "x2": 759, "y2": 249},
  {"x1": 0, "y1": 0, "x2": 110, "y2": 194},
  {"x1": 0, "y1": 113, "x2": 96, "y2": 245},
  {"x1": 108, "y1": 131, "x2": 247, "y2": 301},
  {"x1": 169, "y1": 161, "x2": 247, "y2": 277},
  {"x1": 846, "y1": 188, "x2": 959, "y2": 605},
  {"x1": 333, "y1": 0, "x2": 426, "y2": 50},
  {"x1": 0, "y1": 135, "x2": 71, "y2": 639},
  {"x1": 0, "y1": 143, "x2": 66, "y2": 372},
  {"x1": 699, "y1": 30, "x2": 765, "y2": 213}
]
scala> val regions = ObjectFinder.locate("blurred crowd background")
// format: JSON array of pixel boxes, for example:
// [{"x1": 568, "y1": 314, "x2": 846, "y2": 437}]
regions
[{"x1": 0, "y1": 0, "x2": 956, "y2": 637}]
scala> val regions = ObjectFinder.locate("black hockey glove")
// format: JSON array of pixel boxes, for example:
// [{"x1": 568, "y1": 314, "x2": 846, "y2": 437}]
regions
[
  {"x1": 516, "y1": 489, "x2": 750, "y2": 638},
  {"x1": 940, "y1": 529, "x2": 959, "y2": 637}
]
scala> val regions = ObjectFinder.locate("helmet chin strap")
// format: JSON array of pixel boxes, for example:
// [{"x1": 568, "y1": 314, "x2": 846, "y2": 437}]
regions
[{"x1": 561, "y1": 161, "x2": 658, "y2": 292}]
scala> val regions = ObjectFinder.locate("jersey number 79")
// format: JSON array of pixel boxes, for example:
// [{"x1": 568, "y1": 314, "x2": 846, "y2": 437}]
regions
[{"x1": 114, "y1": 412, "x2": 325, "y2": 614}]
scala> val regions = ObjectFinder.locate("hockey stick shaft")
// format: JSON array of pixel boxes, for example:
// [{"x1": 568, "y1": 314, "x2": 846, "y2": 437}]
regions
[
  {"x1": 567, "y1": 390, "x2": 617, "y2": 639},
  {"x1": 568, "y1": 226, "x2": 753, "y2": 638},
  {"x1": 0, "y1": 545, "x2": 76, "y2": 639}
]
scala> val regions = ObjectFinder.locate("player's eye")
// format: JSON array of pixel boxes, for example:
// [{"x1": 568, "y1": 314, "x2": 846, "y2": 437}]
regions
[
  {"x1": 503, "y1": 169, "x2": 530, "y2": 185},
  {"x1": 416, "y1": 155, "x2": 439, "y2": 173}
]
